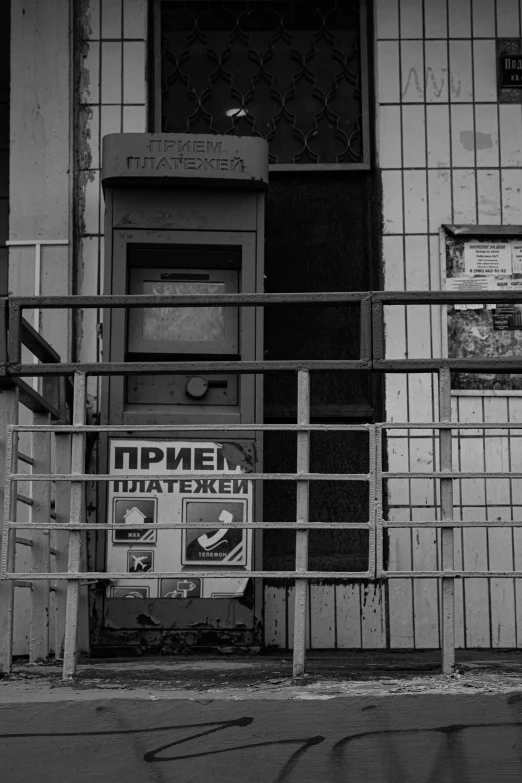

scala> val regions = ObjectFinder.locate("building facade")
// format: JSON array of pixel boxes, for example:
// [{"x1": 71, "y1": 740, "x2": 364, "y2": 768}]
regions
[{"x1": 3, "y1": 0, "x2": 522, "y2": 659}]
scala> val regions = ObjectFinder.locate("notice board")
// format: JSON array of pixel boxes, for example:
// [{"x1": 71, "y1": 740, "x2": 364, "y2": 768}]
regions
[
  {"x1": 105, "y1": 439, "x2": 253, "y2": 599},
  {"x1": 443, "y1": 225, "x2": 522, "y2": 390}
]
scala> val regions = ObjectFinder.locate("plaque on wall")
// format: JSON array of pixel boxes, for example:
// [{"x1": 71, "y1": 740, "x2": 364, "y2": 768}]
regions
[
  {"x1": 443, "y1": 225, "x2": 522, "y2": 391},
  {"x1": 500, "y1": 53, "x2": 522, "y2": 88}
]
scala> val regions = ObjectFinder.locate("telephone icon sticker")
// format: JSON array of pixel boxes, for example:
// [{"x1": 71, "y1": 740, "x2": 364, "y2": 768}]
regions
[{"x1": 181, "y1": 500, "x2": 247, "y2": 566}]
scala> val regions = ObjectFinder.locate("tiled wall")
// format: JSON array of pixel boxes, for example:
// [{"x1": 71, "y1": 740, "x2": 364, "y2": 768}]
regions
[
  {"x1": 376, "y1": 0, "x2": 522, "y2": 647},
  {"x1": 75, "y1": 0, "x2": 522, "y2": 649},
  {"x1": 78, "y1": 0, "x2": 147, "y2": 395}
]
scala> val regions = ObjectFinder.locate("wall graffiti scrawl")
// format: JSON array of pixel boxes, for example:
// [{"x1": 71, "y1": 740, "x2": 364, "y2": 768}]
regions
[{"x1": 106, "y1": 440, "x2": 253, "y2": 599}]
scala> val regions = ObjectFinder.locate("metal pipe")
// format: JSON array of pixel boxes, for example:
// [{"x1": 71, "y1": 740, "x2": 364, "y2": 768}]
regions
[
  {"x1": 0, "y1": 427, "x2": 16, "y2": 674},
  {"x1": 439, "y1": 368, "x2": 455, "y2": 675},
  {"x1": 293, "y1": 370, "x2": 310, "y2": 678},
  {"x1": 62, "y1": 372, "x2": 85, "y2": 680}
]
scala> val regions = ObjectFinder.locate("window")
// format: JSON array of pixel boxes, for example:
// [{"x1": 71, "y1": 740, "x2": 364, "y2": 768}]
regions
[{"x1": 154, "y1": 0, "x2": 370, "y2": 169}]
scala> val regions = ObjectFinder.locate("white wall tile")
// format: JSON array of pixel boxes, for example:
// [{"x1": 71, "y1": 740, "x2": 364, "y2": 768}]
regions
[
  {"x1": 452, "y1": 169, "x2": 477, "y2": 223},
  {"x1": 101, "y1": 0, "x2": 122, "y2": 39},
  {"x1": 451, "y1": 104, "x2": 476, "y2": 167},
  {"x1": 472, "y1": 0, "x2": 496, "y2": 36},
  {"x1": 427, "y1": 105, "x2": 451, "y2": 168},
  {"x1": 404, "y1": 170, "x2": 428, "y2": 232},
  {"x1": 375, "y1": 0, "x2": 399, "y2": 39},
  {"x1": 425, "y1": 41, "x2": 449, "y2": 103},
  {"x1": 473, "y1": 40, "x2": 498, "y2": 102},
  {"x1": 428, "y1": 169, "x2": 452, "y2": 232},
  {"x1": 448, "y1": 39, "x2": 474, "y2": 102},
  {"x1": 123, "y1": 41, "x2": 146, "y2": 104},
  {"x1": 80, "y1": 41, "x2": 100, "y2": 104},
  {"x1": 402, "y1": 105, "x2": 426, "y2": 167},
  {"x1": 501, "y1": 169, "x2": 522, "y2": 224},
  {"x1": 405, "y1": 234, "x2": 430, "y2": 290},
  {"x1": 101, "y1": 42, "x2": 122, "y2": 103},
  {"x1": 499, "y1": 104, "x2": 522, "y2": 166},
  {"x1": 123, "y1": 0, "x2": 147, "y2": 39},
  {"x1": 477, "y1": 169, "x2": 501, "y2": 223},
  {"x1": 424, "y1": 0, "x2": 448, "y2": 37},
  {"x1": 474, "y1": 104, "x2": 499, "y2": 168},
  {"x1": 448, "y1": 0, "x2": 472, "y2": 36},
  {"x1": 123, "y1": 104, "x2": 146, "y2": 132},
  {"x1": 400, "y1": 0, "x2": 423, "y2": 38},
  {"x1": 385, "y1": 307, "x2": 407, "y2": 360},
  {"x1": 101, "y1": 104, "x2": 122, "y2": 139},
  {"x1": 378, "y1": 106, "x2": 402, "y2": 168},
  {"x1": 385, "y1": 376, "x2": 409, "y2": 421},
  {"x1": 429, "y1": 232, "x2": 443, "y2": 292},
  {"x1": 496, "y1": 0, "x2": 520, "y2": 36},
  {"x1": 408, "y1": 373, "x2": 435, "y2": 420},
  {"x1": 401, "y1": 41, "x2": 425, "y2": 103},
  {"x1": 382, "y1": 170, "x2": 404, "y2": 234},
  {"x1": 377, "y1": 41, "x2": 401, "y2": 103},
  {"x1": 383, "y1": 235, "x2": 406, "y2": 289}
]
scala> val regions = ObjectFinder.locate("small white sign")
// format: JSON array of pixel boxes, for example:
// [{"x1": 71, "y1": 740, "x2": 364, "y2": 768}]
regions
[
  {"x1": 464, "y1": 242, "x2": 512, "y2": 276},
  {"x1": 445, "y1": 276, "x2": 493, "y2": 309},
  {"x1": 512, "y1": 242, "x2": 522, "y2": 274}
]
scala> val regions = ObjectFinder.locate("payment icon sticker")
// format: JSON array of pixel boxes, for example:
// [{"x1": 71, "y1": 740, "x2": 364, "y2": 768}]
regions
[
  {"x1": 181, "y1": 500, "x2": 247, "y2": 566},
  {"x1": 160, "y1": 578, "x2": 202, "y2": 598},
  {"x1": 127, "y1": 550, "x2": 154, "y2": 573},
  {"x1": 111, "y1": 586, "x2": 150, "y2": 598},
  {"x1": 112, "y1": 498, "x2": 157, "y2": 543}
]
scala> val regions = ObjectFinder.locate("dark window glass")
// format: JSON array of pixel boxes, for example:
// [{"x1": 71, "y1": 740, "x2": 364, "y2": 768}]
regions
[{"x1": 160, "y1": 0, "x2": 365, "y2": 164}]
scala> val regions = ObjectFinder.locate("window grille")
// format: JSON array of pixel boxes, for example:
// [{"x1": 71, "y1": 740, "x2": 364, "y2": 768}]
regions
[{"x1": 156, "y1": 0, "x2": 370, "y2": 168}]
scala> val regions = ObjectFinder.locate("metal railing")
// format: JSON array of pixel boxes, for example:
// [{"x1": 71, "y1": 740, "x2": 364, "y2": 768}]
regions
[{"x1": 1, "y1": 290, "x2": 522, "y2": 679}]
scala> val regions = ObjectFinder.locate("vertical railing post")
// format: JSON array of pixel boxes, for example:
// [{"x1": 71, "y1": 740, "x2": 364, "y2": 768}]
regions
[
  {"x1": 62, "y1": 372, "x2": 86, "y2": 680},
  {"x1": 293, "y1": 370, "x2": 310, "y2": 678},
  {"x1": 54, "y1": 432, "x2": 71, "y2": 659},
  {"x1": 0, "y1": 423, "x2": 17, "y2": 674},
  {"x1": 30, "y1": 411, "x2": 52, "y2": 662},
  {"x1": 439, "y1": 367, "x2": 455, "y2": 674}
]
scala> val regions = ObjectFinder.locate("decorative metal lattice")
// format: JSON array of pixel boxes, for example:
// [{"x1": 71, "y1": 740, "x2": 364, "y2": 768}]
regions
[{"x1": 160, "y1": 1, "x2": 365, "y2": 165}]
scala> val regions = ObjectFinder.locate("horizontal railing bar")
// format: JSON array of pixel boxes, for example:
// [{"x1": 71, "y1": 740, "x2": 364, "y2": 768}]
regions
[
  {"x1": 15, "y1": 537, "x2": 33, "y2": 547},
  {"x1": 10, "y1": 291, "x2": 522, "y2": 308},
  {"x1": 8, "y1": 472, "x2": 371, "y2": 482},
  {"x1": 8, "y1": 360, "x2": 522, "y2": 376},
  {"x1": 381, "y1": 571, "x2": 522, "y2": 578},
  {"x1": 17, "y1": 452, "x2": 34, "y2": 465},
  {"x1": 7, "y1": 423, "x2": 373, "y2": 433},
  {"x1": 374, "y1": 359, "x2": 522, "y2": 372},
  {"x1": 3, "y1": 571, "x2": 373, "y2": 580},
  {"x1": 6, "y1": 521, "x2": 373, "y2": 531},
  {"x1": 374, "y1": 290, "x2": 522, "y2": 304},
  {"x1": 13, "y1": 581, "x2": 33, "y2": 589},
  {"x1": 379, "y1": 422, "x2": 522, "y2": 429},
  {"x1": 383, "y1": 471, "x2": 522, "y2": 479},
  {"x1": 8, "y1": 360, "x2": 373, "y2": 377},
  {"x1": 10, "y1": 293, "x2": 371, "y2": 308},
  {"x1": 382, "y1": 520, "x2": 522, "y2": 527},
  {"x1": 17, "y1": 494, "x2": 33, "y2": 506}
]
